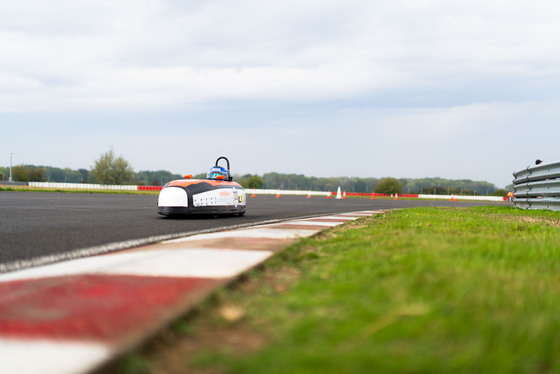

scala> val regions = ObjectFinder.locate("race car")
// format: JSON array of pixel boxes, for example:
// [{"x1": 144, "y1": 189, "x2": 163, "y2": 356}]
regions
[{"x1": 157, "y1": 157, "x2": 246, "y2": 216}]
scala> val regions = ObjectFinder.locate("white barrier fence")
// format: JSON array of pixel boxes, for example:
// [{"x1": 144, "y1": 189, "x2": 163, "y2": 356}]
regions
[
  {"x1": 252, "y1": 189, "x2": 505, "y2": 202},
  {"x1": 248, "y1": 188, "x2": 330, "y2": 197},
  {"x1": 22, "y1": 182, "x2": 507, "y2": 202},
  {"x1": 28, "y1": 182, "x2": 137, "y2": 191},
  {"x1": 417, "y1": 194, "x2": 505, "y2": 202}
]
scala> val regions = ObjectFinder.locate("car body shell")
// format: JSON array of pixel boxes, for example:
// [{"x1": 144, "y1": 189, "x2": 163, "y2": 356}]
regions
[{"x1": 157, "y1": 178, "x2": 246, "y2": 216}]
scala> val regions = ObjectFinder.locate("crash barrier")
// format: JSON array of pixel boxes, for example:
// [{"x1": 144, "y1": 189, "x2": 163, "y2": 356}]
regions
[
  {"x1": 251, "y1": 189, "x2": 330, "y2": 197},
  {"x1": 346, "y1": 192, "x2": 419, "y2": 198},
  {"x1": 418, "y1": 194, "x2": 506, "y2": 202},
  {"x1": 512, "y1": 160, "x2": 560, "y2": 211},
  {"x1": 137, "y1": 186, "x2": 163, "y2": 191},
  {"x1": 0, "y1": 181, "x2": 27, "y2": 186},
  {"x1": 251, "y1": 189, "x2": 506, "y2": 202},
  {"x1": 250, "y1": 190, "x2": 420, "y2": 198},
  {"x1": 25, "y1": 182, "x2": 506, "y2": 202},
  {"x1": 29, "y1": 182, "x2": 162, "y2": 191},
  {"x1": 28, "y1": 182, "x2": 137, "y2": 191}
]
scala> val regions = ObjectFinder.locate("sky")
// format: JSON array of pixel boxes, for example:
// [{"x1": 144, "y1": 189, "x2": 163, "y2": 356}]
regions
[{"x1": 2, "y1": 0, "x2": 560, "y2": 188}]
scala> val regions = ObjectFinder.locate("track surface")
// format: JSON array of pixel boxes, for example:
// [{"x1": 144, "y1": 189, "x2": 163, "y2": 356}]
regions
[{"x1": 0, "y1": 191, "x2": 507, "y2": 268}]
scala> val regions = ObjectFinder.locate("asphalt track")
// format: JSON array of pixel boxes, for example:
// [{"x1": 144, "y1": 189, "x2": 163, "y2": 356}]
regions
[{"x1": 0, "y1": 191, "x2": 508, "y2": 270}]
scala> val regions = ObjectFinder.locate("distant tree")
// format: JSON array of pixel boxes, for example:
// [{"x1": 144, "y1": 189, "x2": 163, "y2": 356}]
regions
[
  {"x1": 12, "y1": 165, "x2": 28, "y2": 181},
  {"x1": 45, "y1": 166, "x2": 65, "y2": 182},
  {"x1": 134, "y1": 170, "x2": 183, "y2": 186},
  {"x1": 78, "y1": 169, "x2": 89, "y2": 182},
  {"x1": 11, "y1": 164, "x2": 45, "y2": 182},
  {"x1": 246, "y1": 175, "x2": 263, "y2": 189},
  {"x1": 426, "y1": 186, "x2": 451, "y2": 195},
  {"x1": 375, "y1": 177, "x2": 403, "y2": 195},
  {"x1": 29, "y1": 167, "x2": 45, "y2": 182},
  {"x1": 90, "y1": 149, "x2": 134, "y2": 185},
  {"x1": 492, "y1": 189, "x2": 507, "y2": 197},
  {"x1": 61, "y1": 168, "x2": 81, "y2": 183}
]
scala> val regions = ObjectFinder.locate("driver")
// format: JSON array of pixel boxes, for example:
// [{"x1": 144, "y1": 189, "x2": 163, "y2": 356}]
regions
[{"x1": 207, "y1": 166, "x2": 229, "y2": 180}]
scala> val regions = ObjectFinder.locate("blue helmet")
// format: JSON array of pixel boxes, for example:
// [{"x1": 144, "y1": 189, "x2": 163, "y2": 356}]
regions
[{"x1": 207, "y1": 166, "x2": 229, "y2": 180}]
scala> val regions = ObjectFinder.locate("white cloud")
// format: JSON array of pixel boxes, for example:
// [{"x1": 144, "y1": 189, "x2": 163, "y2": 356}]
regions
[
  {"x1": 2, "y1": 0, "x2": 560, "y2": 112},
  {"x1": 2, "y1": 0, "x2": 560, "y2": 188}
]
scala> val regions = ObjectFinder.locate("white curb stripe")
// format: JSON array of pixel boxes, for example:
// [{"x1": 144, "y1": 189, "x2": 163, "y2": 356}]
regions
[
  {"x1": 104, "y1": 249, "x2": 273, "y2": 278},
  {"x1": 0, "y1": 338, "x2": 111, "y2": 374},
  {"x1": 338, "y1": 211, "x2": 382, "y2": 216},
  {"x1": 278, "y1": 220, "x2": 342, "y2": 227},
  {"x1": 0, "y1": 249, "x2": 273, "y2": 283},
  {"x1": 164, "y1": 227, "x2": 318, "y2": 243},
  {"x1": 309, "y1": 215, "x2": 358, "y2": 220}
]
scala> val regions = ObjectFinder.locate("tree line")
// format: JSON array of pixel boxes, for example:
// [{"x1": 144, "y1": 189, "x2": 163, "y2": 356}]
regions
[
  {"x1": 238, "y1": 173, "x2": 503, "y2": 196},
  {"x1": 0, "y1": 150, "x2": 183, "y2": 186},
  {"x1": 1, "y1": 149, "x2": 504, "y2": 196},
  {"x1": 0, "y1": 165, "x2": 183, "y2": 186}
]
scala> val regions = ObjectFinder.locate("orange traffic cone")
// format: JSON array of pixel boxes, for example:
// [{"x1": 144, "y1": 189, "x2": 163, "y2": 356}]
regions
[
  {"x1": 343, "y1": 191, "x2": 347, "y2": 199},
  {"x1": 326, "y1": 191, "x2": 332, "y2": 199},
  {"x1": 307, "y1": 190, "x2": 312, "y2": 199},
  {"x1": 371, "y1": 192, "x2": 376, "y2": 200},
  {"x1": 251, "y1": 188, "x2": 257, "y2": 197},
  {"x1": 450, "y1": 194, "x2": 454, "y2": 201},
  {"x1": 394, "y1": 193, "x2": 399, "y2": 200},
  {"x1": 275, "y1": 189, "x2": 281, "y2": 198}
]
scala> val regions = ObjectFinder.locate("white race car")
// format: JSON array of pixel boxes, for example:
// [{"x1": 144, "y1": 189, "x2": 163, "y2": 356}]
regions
[{"x1": 157, "y1": 157, "x2": 246, "y2": 216}]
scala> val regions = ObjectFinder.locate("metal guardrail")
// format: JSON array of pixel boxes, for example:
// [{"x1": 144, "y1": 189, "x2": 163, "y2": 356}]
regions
[{"x1": 512, "y1": 160, "x2": 560, "y2": 211}]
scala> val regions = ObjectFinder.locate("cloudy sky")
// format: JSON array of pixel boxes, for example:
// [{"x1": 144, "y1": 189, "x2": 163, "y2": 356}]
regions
[{"x1": 2, "y1": 0, "x2": 560, "y2": 188}]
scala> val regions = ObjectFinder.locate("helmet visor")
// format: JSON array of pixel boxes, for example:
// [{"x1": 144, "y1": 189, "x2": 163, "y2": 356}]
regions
[{"x1": 207, "y1": 167, "x2": 228, "y2": 180}]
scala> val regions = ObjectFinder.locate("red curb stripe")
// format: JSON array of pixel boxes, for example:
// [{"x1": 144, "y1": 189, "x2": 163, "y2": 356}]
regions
[{"x1": 0, "y1": 275, "x2": 219, "y2": 342}]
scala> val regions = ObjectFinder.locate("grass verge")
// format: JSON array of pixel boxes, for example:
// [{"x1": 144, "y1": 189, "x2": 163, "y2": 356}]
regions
[{"x1": 105, "y1": 206, "x2": 560, "y2": 373}]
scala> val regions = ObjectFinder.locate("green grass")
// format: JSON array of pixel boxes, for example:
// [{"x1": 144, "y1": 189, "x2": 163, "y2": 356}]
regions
[{"x1": 173, "y1": 206, "x2": 560, "y2": 374}]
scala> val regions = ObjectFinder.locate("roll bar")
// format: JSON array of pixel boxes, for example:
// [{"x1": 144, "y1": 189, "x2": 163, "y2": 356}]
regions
[{"x1": 215, "y1": 156, "x2": 232, "y2": 181}]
